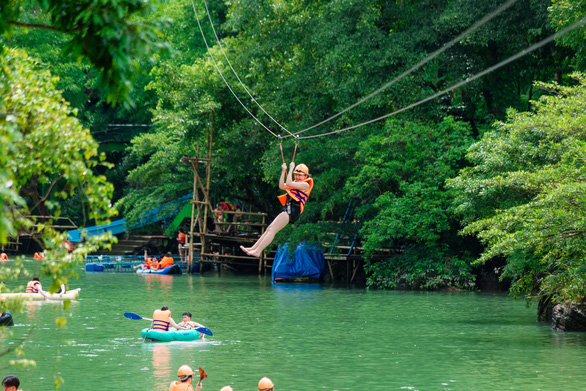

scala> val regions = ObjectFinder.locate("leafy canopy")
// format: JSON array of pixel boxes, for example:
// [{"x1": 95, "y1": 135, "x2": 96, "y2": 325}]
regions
[
  {"x1": 449, "y1": 73, "x2": 586, "y2": 303},
  {"x1": 1, "y1": 0, "x2": 173, "y2": 104}
]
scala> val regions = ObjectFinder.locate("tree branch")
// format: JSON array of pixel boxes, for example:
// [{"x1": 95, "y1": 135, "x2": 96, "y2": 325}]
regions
[
  {"x1": 34, "y1": 175, "x2": 64, "y2": 212},
  {"x1": 7, "y1": 20, "x2": 82, "y2": 33}
]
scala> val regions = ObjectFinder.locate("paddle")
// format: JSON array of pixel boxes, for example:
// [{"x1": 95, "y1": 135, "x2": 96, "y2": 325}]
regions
[
  {"x1": 123, "y1": 312, "x2": 214, "y2": 336},
  {"x1": 196, "y1": 367, "x2": 207, "y2": 389},
  {"x1": 124, "y1": 312, "x2": 152, "y2": 321},
  {"x1": 199, "y1": 367, "x2": 207, "y2": 381}
]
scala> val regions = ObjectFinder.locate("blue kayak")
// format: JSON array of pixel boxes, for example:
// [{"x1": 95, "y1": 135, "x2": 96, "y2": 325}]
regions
[
  {"x1": 140, "y1": 327, "x2": 203, "y2": 342},
  {"x1": 136, "y1": 265, "x2": 182, "y2": 275}
]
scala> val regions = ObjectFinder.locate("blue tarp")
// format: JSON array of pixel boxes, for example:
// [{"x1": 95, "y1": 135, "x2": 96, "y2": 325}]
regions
[{"x1": 272, "y1": 242, "x2": 325, "y2": 281}]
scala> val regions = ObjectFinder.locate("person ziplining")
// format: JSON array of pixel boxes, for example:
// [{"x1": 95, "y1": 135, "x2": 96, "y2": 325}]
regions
[{"x1": 240, "y1": 161, "x2": 313, "y2": 258}]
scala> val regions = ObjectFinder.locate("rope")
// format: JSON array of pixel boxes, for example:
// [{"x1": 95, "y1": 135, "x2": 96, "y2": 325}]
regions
[
  {"x1": 190, "y1": 0, "x2": 280, "y2": 138},
  {"x1": 298, "y1": 18, "x2": 586, "y2": 140},
  {"x1": 201, "y1": 0, "x2": 295, "y2": 138},
  {"x1": 278, "y1": 135, "x2": 299, "y2": 163},
  {"x1": 292, "y1": 136, "x2": 299, "y2": 162},
  {"x1": 289, "y1": 0, "x2": 520, "y2": 138},
  {"x1": 279, "y1": 136, "x2": 286, "y2": 164}
]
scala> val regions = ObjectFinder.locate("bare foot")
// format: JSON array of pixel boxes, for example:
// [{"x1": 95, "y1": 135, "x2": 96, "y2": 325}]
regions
[{"x1": 240, "y1": 246, "x2": 261, "y2": 257}]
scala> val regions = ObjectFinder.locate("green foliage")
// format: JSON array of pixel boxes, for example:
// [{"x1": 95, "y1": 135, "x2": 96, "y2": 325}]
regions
[
  {"x1": 1, "y1": 0, "x2": 173, "y2": 104},
  {"x1": 345, "y1": 117, "x2": 477, "y2": 290},
  {"x1": 348, "y1": 117, "x2": 474, "y2": 246},
  {"x1": 449, "y1": 73, "x2": 586, "y2": 303},
  {"x1": 114, "y1": 0, "x2": 578, "y2": 294},
  {"x1": 549, "y1": 0, "x2": 586, "y2": 70},
  {"x1": 366, "y1": 244, "x2": 476, "y2": 290},
  {"x1": 0, "y1": 48, "x2": 116, "y2": 363}
]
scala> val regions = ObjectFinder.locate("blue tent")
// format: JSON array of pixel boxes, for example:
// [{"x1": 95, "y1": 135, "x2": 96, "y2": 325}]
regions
[{"x1": 272, "y1": 242, "x2": 325, "y2": 282}]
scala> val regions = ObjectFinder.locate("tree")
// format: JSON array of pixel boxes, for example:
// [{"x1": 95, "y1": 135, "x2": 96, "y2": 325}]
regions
[
  {"x1": 345, "y1": 117, "x2": 477, "y2": 290},
  {"x1": 0, "y1": 0, "x2": 174, "y2": 376},
  {"x1": 1, "y1": 0, "x2": 173, "y2": 104},
  {"x1": 549, "y1": 0, "x2": 586, "y2": 70},
  {"x1": 448, "y1": 73, "x2": 586, "y2": 303},
  {"x1": 0, "y1": 47, "x2": 116, "y2": 376}
]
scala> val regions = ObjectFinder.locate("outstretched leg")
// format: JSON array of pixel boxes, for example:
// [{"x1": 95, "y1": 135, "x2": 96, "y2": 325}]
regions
[{"x1": 240, "y1": 212, "x2": 290, "y2": 257}]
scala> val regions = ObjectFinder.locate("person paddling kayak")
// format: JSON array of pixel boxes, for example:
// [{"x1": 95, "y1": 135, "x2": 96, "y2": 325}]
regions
[
  {"x1": 177, "y1": 312, "x2": 205, "y2": 330},
  {"x1": 152, "y1": 306, "x2": 188, "y2": 331}
]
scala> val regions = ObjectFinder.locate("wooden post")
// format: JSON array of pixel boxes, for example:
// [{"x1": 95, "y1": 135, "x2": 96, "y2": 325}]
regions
[
  {"x1": 188, "y1": 159, "x2": 198, "y2": 274},
  {"x1": 180, "y1": 153, "x2": 213, "y2": 273},
  {"x1": 327, "y1": 259, "x2": 334, "y2": 282}
]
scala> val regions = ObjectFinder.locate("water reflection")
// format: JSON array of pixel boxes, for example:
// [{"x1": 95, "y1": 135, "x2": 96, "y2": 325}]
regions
[
  {"x1": 143, "y1": 274, "x2": 174, "y2": 294},
  {"x1": 151, "y1": 344, "x2": 172, "y2": 389}
]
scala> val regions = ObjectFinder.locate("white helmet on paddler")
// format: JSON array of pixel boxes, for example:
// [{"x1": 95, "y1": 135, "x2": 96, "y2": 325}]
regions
[
  {"x1": 177, "y1": 365, "x2": 194, "y2": 382},
  {"x1": 258, "y1": 377, "x2": 274, "y2": 391}
]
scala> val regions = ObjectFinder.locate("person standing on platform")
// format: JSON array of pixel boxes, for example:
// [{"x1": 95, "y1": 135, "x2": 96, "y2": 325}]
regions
[
  {"x1": 177, "y1": 228, "x2": 187, "y2": 262},
  {"x1": 232, "y1": 203, "x2": 242, "y2": 233},
  {"x1": 218, "y1": 200, "x2": 233, "y2": 233}
]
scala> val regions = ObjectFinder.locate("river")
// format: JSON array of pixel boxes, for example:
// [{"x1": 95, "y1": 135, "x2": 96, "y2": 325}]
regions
[{"x1": 4, "y1": 261, "x2": 586, "y2": 390}]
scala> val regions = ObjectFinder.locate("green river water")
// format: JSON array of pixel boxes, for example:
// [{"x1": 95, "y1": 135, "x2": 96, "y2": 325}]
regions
[{"x1": 4, "y1": 260, "x2": 586, "y2": 391}]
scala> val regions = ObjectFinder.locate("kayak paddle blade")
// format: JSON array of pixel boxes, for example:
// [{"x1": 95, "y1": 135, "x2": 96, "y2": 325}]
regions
[
  {"x1": 196, "y1": 327, "x2": 213, "y2": 336},
  {"x1": 124, "y1": 312, "x2": 143, "y2": 320},
  {"x1": 199, "y1": 367, "x2": 208, "y2": 381}
]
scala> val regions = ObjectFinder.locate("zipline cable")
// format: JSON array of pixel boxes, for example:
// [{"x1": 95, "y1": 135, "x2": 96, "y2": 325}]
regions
[
  {"x1": 297, "y1": 17, "x2": 586, "y2": 140},
  {"x1": 201, "y1": 0, "x2": 295, "y2": 138},
  {"x1": 190, "y1": 0, "x2": 280, "y2": 138},
  {"x1": 290, "y1": 0, "x2": 520, "y2": 137}
]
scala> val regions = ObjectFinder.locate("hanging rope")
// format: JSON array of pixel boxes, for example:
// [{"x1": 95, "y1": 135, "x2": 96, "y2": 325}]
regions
[
  {"x1": 292, "y1": 135, "x2": 299, "y2": 162},
  {"x1": 278, "y1": 136, "x2": 286, "y2": 164},
  {"x1": 191, "y1": 0, "x2": 584, "y2": 145}
]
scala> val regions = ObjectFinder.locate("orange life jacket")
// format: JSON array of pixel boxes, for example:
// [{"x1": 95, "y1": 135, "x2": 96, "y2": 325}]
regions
[
  {"x1": 34, "y1": 252, "x2": 44, "y2": 260},
  {"x1": 0, "y1": 253, "x2": 8, "y2": 260},
  {"x1": 152, "y1": 309, "x2": 171, "y2": 331},
  {"x1": 62, "y1": 240, "x2": 73, "y2": 252},
  {"x1": 169, "y1": 381, "x2": 193, "y2": 391},
  {"x1": 150, "y1": 259, "x2": 160, "y2": 270},
  {"x1": 177, "y1": 232, "x2": 186, "y2": 244},
  {"x1": 26, "y1": 280, "x2": 40, "y2": 293},
  {"x1": 277, "y1": 177, "x2": 314, "y2": 213},
  {"x1": 159, "y1": 256, "x2": 174, "y2": 269}
]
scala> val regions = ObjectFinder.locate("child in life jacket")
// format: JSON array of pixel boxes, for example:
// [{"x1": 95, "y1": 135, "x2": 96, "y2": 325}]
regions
[
  {"x1": 240, "y1": 162, "x2": 313, "y2": 258},
  {"x1": 169, "y1": 365, "x2": 202, "y2": 391}
]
